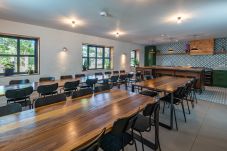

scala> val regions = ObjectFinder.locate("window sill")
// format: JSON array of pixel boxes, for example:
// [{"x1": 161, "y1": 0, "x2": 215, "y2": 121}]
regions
[{"x1": 0, "y1": 73, "x2": 39, "y2": 78}]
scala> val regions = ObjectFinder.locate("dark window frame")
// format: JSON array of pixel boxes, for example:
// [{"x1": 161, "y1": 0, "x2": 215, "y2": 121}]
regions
[
  {"x1": 82, "y1": 44, "x2": 111, "y2": 70},
  {"x1": 0, "y1": 34, "x2": 39, "y2": 75}
]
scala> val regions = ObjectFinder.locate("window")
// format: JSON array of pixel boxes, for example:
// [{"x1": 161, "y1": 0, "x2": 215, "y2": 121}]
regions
[
  {"x1": 82, "y1": 44, "x2": 111, "y2": 70},
  {"x1": 130, "y1": 50, "x2": 137, "y2": 67},
  {"x1": 0, "y1": 34, "x2": 39, "y2": 75}
]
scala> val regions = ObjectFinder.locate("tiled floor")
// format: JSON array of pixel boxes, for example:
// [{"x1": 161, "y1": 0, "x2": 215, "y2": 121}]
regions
[{"x1": 197, "y1": 86, "x2": 227, "y2": 105}]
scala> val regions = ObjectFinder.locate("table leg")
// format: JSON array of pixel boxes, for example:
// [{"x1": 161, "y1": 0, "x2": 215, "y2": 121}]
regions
[
  {"x1": 170, "y1": 92, "x2": 174, "y2": 129},
  {"x1": 159, "y1": 92, "x2": 174, "y2": 130}
]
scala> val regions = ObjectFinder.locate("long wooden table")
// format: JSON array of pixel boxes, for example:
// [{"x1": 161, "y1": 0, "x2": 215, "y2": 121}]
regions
[
  {"x1": 0, "y1": 75, "x2": 112, "y2": 97},
  {"x1": 132, "y1": 76, "x2": 191, "y2": 130},
  {"x1": 0, "y1": 89, "x2": 156, "y2": 151}
]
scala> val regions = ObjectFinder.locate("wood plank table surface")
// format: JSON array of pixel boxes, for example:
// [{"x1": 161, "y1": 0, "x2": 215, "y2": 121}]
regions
[
  {"x1": 0, "y1": 74, "x2": 113, "y2": 97},
  {"x1": 132, "y1": 76, "x2": 191, "y2": 130},
  {"x1": 0, "y1": 89, "x2": 156, "y2": 151}
]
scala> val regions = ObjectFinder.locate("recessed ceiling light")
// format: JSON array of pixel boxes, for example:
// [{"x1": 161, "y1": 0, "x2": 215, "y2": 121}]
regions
[
  {"x1": 100, "y1": 11, "x2": 108, "y2": 17},
  {"x1": 71, "y1": 20, "x2": 76, "y2": 27},
  {"x1": 177, "y1": 17, "x2": 182, "y2": 24}
]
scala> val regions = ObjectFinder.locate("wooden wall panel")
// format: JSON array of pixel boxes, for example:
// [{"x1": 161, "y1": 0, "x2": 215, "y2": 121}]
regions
[{"x1": 190, "y1": 38, "x2": 214, "y2": 55}]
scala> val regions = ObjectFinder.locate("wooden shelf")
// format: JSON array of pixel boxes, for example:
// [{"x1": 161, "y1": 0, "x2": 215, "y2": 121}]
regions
[{"x1": 156, "y1": 52, "x2": 187, "y2": 56}]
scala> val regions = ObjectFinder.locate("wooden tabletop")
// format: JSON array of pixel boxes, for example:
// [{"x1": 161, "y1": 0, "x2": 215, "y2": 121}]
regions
[
  {"x1": 0, "y1": 75, "x2": 112, "y2": 97},
  {"x1": 133, "y1": 76, "x2": 191, "y2": 93},
  {"x1": 0, "y1": 89, "x2": 155, "y2": 151}
]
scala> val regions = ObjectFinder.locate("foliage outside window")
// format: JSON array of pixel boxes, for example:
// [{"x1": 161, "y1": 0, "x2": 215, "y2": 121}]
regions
[
  {"x1": 82, "y1": 44, "x2": 111, "y2": 70},
  {"x1": 130, "y1": 50, "x2": 138, "y2": 67},
  {"x1": 0, "y1": 34, "x2": 39, "y2": 75}
]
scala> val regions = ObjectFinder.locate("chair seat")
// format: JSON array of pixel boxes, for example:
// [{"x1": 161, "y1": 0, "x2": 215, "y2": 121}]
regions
[
  {"x1": 160, "y1": 95, "x2": 181, "y2": 104},
  {"x1": 100, "y1": 132, "x2": 132, "y2": 151},
  {"x1": 139, "y1": 90, "x2": 158, "y2": 97},
  {"x1": 133, "y1": 114, "x2": 151, "y2": 132},
  {"x1": 40, "y1": 91, "x2": 58, "y2": 96}
]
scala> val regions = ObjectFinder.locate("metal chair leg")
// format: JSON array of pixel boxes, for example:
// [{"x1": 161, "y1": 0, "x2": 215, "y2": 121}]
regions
[
  {"x1": 162, "y1": 102, "x2": 166, "y2": 114},
  {"x1": 173, "y1": 106, "x2": 178, "y2": 130},
  {"x1": 181, "y1": 102, "x2": 187, "y2": 123},
  {"x1": 139, "y1": 132, "x2": 145, "y2": 151},
  {"x1": 186, "y1": 99, "x2": 191, "y2": 114}
]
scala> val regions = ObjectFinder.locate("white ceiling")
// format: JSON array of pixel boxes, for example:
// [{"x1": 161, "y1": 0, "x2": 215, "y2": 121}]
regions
[{"x1": 0, "y1": 0, "x2": 227, "y2": 45}]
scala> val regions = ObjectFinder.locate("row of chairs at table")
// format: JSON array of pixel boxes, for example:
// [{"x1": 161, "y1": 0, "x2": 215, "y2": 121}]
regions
[
  {"x1": 138, "y1": 76, "x2": 198, "y2": 130},
  {"x1": 3, "y1": 71, "x2": 143, "y2": 109}
]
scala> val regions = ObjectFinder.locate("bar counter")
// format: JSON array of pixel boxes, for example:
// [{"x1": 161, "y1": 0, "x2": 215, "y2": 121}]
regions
[{"x1": 136, "y1": 66, "x2": 205, "y2": 91}]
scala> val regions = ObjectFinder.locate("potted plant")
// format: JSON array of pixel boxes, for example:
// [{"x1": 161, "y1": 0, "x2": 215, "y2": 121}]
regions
[
  {"x1": 82, "y1": 60, "x2": 88, "y2": 71},
  {"x1": 27, "y1": 65, "x2": 34, "y2": 75},
  {"x1": 134, "y1": 59, "x2": 140, "y2": 67},
  {"x1": 3, "y1": 62, "x2": 15, "y2": 76}
]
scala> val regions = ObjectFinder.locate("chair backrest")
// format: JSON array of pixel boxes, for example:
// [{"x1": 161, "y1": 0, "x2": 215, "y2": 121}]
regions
[
  {"x1": 73, "y1": 128, "x2": 106, "y2": 151},
  {"x1": 143, "y1": 102, "x2": 159, "y2": 117},
  {"x1": 95, "y1": 72, "x2": 103, "y2": 76},
  {"x1": 110, "y1": 75, "x2": 119, "y2": 82},
  {"x1": 113, "y1": 71, "x2": 119, "y2": 74},
  {"x1": 119, "y1": 74, "x2": 127, "y2": 81},
  {"x1": 5, "y1": 86, "x2": 33, "y2": 100},
  {"x1": 94, "y1": 85, "x2": 111, "y2": 93},
  {"x1": 104, "y1": 71, "x2": 111, "y2": 75},
  {"x1": 127, "y1": 73, "x2": 134, "y2": 79},
  {"x1": 86, "y1": 78, "x2": 98, "y2": 87},
  {"x1": 111, "y1": 111, "x2": 139, "y2": 135},
  {"x1": 64, "y1": 80, "x2": 80, "y2": 90},
  {"x1": 60, "y1": 75, "x2": 73, "y2": 80},
  {"x1": 71, "y1": 88, "x2": 93, "y2": 99},
  {"x1": 37, "y1": 83, "x2": 58, "y2": 95},
  {"x1": 34, "y1": 93, "x2": 66, "y2": 108},
  {"x1": 0, "y1": 103, "x2": 22, "y2": 117},
  {"x1": 9, "y1": 79, "x2": 30, "y2": 85},
  {"x1": 75, "y1": 74, "x2": 86, "y2": 78},
  {"x1": 39, "y1": 77, "x2": 55, "y2": 82},
  {"x1": 120, "y1": 70, "x2": 125, "y2": 74}
]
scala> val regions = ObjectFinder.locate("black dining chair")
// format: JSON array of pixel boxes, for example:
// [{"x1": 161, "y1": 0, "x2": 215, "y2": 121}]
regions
[
  {"x1": 120, "y1": 70, "x2": 126, "y2": 74},
  {"x1": 5, "y1": 86, "x2": 33, "y2": 108},
  {"x1": 34, "y1": 93, "x2": 66, "y2": 108},
  {"x1": 80, "y1": 79, "x2": 98, "y2": 90},
  {"x1": 118, "y1": 74, "x2": 128, "y2": 89},
  {"x1": 75, "y1": 74, "x2": 86, "y2": 78},
  {"x1": 60, "y1": 75, "x2": 73, "y2": 80},
  {"x1": 39, "y1": 77, "x2": 55, "y2": 82},
  {"x1": 71, "y1": 88, "x2": 93, "y2": 99},
  {"x1": 113, "y1": 71, "x2": 119, "y2": 75},
  {"x1": 100, "y1": 111, "x2": 139, "y2": 151},
  {"x1": 9, "y1": 79, "x2": 30, "y2": 85},
  {"x1": 95, "y1": 72, "x2": 103, "y2": 76},
  {"x1": 0, "y1": 103, "x2": 22, "y2": 117},
  {"x1": 72, "y1": 128, "x2": 106, "y2": 151},
  {"x1": 160, "y1": 86, "x2": 187, "y2": 130},
  {"x1": 60, "y1": 80, "x2": 80, "y2": 96},
  {"x1": 104, "y1": 71, "x2": 112, "y2": 75},
  {"x1": 37, "y1": 83, "x2": 58, "y2": 97},
  {"x1": 94, "y1": 84, "x2": 111, "y2": 93},
  {"x1": 133, "y1": 102, "x2": 161, "y2": 151},
  {"x1": 109, "y1": 75, "x2": 119, "y2": 88}
]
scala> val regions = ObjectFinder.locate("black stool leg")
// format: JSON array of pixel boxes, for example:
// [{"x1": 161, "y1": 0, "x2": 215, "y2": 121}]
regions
[{"x1": 181, "y1": 101, "x2": 187, "y2": 123}]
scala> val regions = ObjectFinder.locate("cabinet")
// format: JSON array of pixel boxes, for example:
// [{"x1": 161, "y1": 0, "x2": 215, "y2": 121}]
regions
[
  {"x1": 213, "y1": 70, "x2": 227, "y2": 88},
  {"x1": 144, "y1": 46, "x2": 156, "y2": 66}
]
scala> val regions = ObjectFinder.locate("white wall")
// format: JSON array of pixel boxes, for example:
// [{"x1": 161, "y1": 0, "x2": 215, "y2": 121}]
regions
[{"x1": 0, "y1": 19, "x2": 144, "y2": 85}]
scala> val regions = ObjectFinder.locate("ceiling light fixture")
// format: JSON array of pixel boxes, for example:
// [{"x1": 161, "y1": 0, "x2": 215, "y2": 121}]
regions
[
  {"x1": 177, "y1": 17, "x2": 182, "y2": 24},
  {"x1": 71, "y1": 20, "x2": 76, "y2": 28},
  {"x1": 100, "y1": 11, "x2": 108, "y2": 17},
  {"x1": 115, "y1": 32, "x2": 120, "y2": 38}
]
